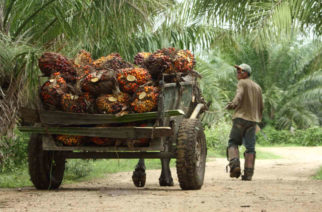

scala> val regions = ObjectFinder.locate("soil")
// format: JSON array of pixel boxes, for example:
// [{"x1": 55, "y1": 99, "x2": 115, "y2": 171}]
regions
[{"x1": 0, "y1": 146, "x2": 322, "y2": 212}]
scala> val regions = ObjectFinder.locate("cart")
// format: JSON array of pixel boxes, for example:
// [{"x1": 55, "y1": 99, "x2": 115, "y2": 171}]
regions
[{"x1": 19, "y1": 75, "x2": 207, "y2": 190}]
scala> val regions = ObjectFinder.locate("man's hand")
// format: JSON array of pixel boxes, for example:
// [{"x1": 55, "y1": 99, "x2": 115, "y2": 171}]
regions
[{"x1": 225, "y1": 102, "x2": 235, "y2": 110}]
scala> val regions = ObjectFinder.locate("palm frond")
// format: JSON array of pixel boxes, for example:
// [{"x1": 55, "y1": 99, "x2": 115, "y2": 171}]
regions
[{"x1": 0, "y1": 33, "x2": 40, "y2": 136}]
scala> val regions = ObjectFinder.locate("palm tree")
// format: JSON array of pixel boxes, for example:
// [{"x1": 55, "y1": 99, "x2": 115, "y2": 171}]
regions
[{"x1": 193, "y1": 0, "x2": 321, "y2": 37}]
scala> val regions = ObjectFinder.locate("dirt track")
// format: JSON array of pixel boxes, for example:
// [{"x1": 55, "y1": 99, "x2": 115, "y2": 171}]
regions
[{"x1": 0, "y1": 147, "x2": 322, "y2": 212}]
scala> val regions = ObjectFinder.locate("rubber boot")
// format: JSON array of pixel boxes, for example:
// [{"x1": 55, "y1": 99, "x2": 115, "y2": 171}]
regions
[
  {"x1": 226, "y1": 145, "x2": 241, "y2": 178},
  {"x1": 242, "y1": 152, "x2": 255, "y2": 181}
]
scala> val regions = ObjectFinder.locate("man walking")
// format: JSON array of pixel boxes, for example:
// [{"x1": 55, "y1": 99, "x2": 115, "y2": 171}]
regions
[{"x1": 226, "y1": 63, "x2": 264, "y2": 181}]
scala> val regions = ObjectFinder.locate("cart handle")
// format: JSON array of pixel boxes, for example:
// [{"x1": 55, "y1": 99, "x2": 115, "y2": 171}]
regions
[{"x1": 189, "y1": 103, "x2": 204, "y2": 119}]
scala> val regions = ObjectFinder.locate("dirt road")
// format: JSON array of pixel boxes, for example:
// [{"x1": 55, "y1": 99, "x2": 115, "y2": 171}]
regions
[{"x1": 1, "y1": 147, "x2": 322, "y2": 212}]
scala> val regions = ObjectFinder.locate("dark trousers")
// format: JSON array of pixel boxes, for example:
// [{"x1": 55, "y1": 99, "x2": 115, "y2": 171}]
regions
[{"x1": 228, "y1": 118, "x2": 257, "y2": 153}]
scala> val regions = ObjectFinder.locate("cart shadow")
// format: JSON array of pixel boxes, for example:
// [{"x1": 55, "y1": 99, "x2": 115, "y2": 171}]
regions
[
  {"x1": 16, "y1": 186, "x2": 182, "y2": 193},
  {"x1": 59, "y1": 186, "x2": 182, "y2": 192}
]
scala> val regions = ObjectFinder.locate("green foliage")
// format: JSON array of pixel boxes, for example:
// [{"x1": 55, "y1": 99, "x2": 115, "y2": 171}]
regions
[
  {"x1": 257, "y1": 125, "x2": 322, "y2": 146},
  {"x1": 205, "y1": 121, "x2": 231, "y2": 156},
  {"x1": 194, "y1": 0, "x2": 322, "y2": 38},
  {"x1": 0, "y1": 168, "x2": 32, "y2": 188},
  {"x1": 0, "y1": 130, "x2": 29, "y2": 173},
  {"x1": 64, "y1": 159, "x2": 93, "y2": 180}
]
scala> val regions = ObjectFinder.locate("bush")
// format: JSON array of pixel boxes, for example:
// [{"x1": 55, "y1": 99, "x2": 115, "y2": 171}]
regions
[
  {"x1": 205, "y1": 121, "x2": 231, "y2": 156},
  {"x1": 64, "y1": 159, "x2": 93, "y2": 180},
  {"x1": 0, "y1": 129, "x2": 29, "y2": 173},
  {"x1": 256, "y1": 125, "x2": 322, "y2": 146}
]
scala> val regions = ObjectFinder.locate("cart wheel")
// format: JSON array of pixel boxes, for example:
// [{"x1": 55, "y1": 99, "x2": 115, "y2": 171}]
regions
[
  {"x1": 176, "y1": 119, "x2": 207, "y2": 190},
  {"x1": 28, "y1": 134, "x2": 65, "y2": 189}
]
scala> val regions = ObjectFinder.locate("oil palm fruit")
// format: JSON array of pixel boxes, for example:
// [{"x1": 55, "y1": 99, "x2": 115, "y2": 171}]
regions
[
  {"x1": 61, "y1": 92, "x2": 94, "y2": 113},
  {"x1": 90, "y1": 137, "x2": 115, "y2": 146},
  {"x1": 75, "y1": 64, "x2": 96, "y2": 82},
  {"x1": 74, "y1": 50, "x2": 93, "y2": 66},
  {"x1": 134, "y1": 52, "x2": 151, "y2": 66},
  {"x1": 144, "y1": 48, "x2": 176, "y2": 79},
  {"x1": 93, "y1": 53, "x2": 132, "y2": 71},
  {"x1": 40, "y1": 72, "x2": 68, "y2": 109},
  {"x1": 55, "y1": 135, "x2": 84, "y2": 146},
  {"x1": 96, "y1": 92, "x2": 130, "y2": 114},
  {"x1": 131, "y1": 86, "x2": 159, "y2": 113},
  {"x1": 117, "y1": 68, "x2": 151, "y2": 93},
  {"x1": 80, "y1": 69, "x2": 118, "y2": 96},
  {"x1": 174, "y1": 50, "x2": 195, "y2": 73},
  {"x1": 38, "y1": 52, "x2": 76, "y2": 82}
]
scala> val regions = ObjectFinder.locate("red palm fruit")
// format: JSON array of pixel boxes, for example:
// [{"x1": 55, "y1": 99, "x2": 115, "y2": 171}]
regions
[
  {"x1": 75, "y1": 64, "x2": 96, "y2": 81},
  {"x1": 55, "y1": 135, "x2": 84, "y2": 146},
  {"x1": 134, "y1": 52, "x2": 151, "y2": 66},
  {"x1": 38, "y1": 52, "x2": 76, "y2": 82},
  {"x1": 96, "y1": 92, "x2": 130, "y2": 114},
  {"x1": 116, "y1": 68, "x2": 151, "y2": 93},
  {"x1": 174, "y1": 50, "x2": 195, "y2": 73},
  {"x1": 93, "y1": 53, "x2": 133, "y2": 71},
  {"x1": 131, "y1": 86, "x2": 159, "y2": 113},
  {"x1": 80, "y1": 69, "x2": 118, "y2": 96},
  {"x1": 74, "y1": 50, "x2": 93, "y2": 66},
  {"x1": 90, "y1": 137, "x2": 115, "y2": 146},
  {"x1": 40, "y1": 72, "x2": 68, "y2": 109},
  {"x1": 61, "y1": 92, "x2": 94, "y2": 113}
]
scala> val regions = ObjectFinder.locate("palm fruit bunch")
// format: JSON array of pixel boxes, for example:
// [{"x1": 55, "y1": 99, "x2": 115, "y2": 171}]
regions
[
  {"x1": 96, "y1": 92, "x2": 130, "y2": 114},
  {"x1": 90, "y1": 137, "x2": 115, "y2": 146},
  {"x1": 72, "y1": 50, "x2": 96, "y2": 81},
  {"x1": 93, "y1": 53, "x2": 132, "y2": 71},
  {"x1": 117, "y1": 68, "x2": 151, "y2": 93},
  {"x1": 55, "y1": 135, "x2": 84, "y2": 146},
  {"x1": 74, "y1": 50, "x2": 93, "y2": 67},
  {"x1": 38, "y1": 52, "x2": 76, "y2": 82},
  {"x1": 80, "y1": 69, "x2": 117, "y2": 96},
  {"x1": 75, "y1": 64, "x2": 95, "y2": 82},
  {"x1": 61, "y1": 92, "x2": 95, "y2": 113},
  {"x1": 144, "y1": 47, "x2": 176, "y2": 79},
  {"x1": 131, "y1": 86, "x2": 159, "y2": 113},
  {"x1": 40, "y1": 72, "x2": 68, "y2": 109},
  {"x1": 174, "y1": 50, "x2": 195, "y2": 73},
  {"x1": 134, "y1": 52, "x2": 151, "y2": 66}
]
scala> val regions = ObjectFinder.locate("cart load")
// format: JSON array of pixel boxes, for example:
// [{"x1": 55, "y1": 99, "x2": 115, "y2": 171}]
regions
[
  {"x1": 19, "y1": 47, "x2": 208, "y2": 191},
  {"x1": 37, "y1": 48, "x2": 200, "y2": 147}
]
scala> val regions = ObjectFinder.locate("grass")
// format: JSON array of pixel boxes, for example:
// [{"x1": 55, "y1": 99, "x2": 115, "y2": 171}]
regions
[
  {"x1": 209, "y1": 146, "x2": 282, "y2": 159},
  {"x1": 0, "y1": 168, "x2": 32, "y2": 188},
  {"x1": 313, "y1": 166, "x2": 322, "y2": 180},
  {"x1": 63, "y1": 158, "x2": 175, "y2": 184}
]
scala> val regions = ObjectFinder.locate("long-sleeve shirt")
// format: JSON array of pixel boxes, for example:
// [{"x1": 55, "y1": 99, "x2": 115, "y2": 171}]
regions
[{"x1": 231, "y1": 78, "x2": 264, "y2": 123}]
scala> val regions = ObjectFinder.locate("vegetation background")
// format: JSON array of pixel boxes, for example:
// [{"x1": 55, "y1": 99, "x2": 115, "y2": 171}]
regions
[{"x1": 0, "y1": 0, "x2": 321, "y2": 186}]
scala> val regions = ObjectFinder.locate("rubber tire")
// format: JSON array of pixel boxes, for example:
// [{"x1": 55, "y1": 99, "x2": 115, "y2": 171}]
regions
[
  {"x1": 28, "y1": 134, "x2": 65, "y2": 190},
  {"x1": 176, "y1": 119, "x2": 207, "y2": 190}
]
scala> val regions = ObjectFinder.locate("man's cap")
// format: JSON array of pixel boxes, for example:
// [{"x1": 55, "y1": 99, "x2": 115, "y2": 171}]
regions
[{"x1": 234, "y1": 63, "x2": 252, "y2": 74}]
